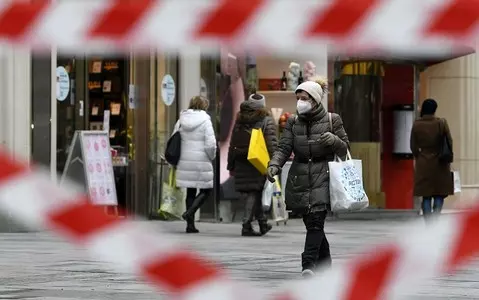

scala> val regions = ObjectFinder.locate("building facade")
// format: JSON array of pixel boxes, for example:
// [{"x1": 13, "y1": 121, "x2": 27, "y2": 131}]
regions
[
  {"x1": 420, "y1": 51, "x2": 479, "y2": 208},
  {"x1": 1, "y1": 48, "x2": 205, "y2": 218},
  {"x1": 1, "y1": 46, "x2": 475, "y2": 221}
]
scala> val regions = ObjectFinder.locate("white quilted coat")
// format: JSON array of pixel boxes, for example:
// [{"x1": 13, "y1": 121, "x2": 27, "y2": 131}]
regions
[{"x1": 174, "y1": 109, "x2": 217, "y2": 189}]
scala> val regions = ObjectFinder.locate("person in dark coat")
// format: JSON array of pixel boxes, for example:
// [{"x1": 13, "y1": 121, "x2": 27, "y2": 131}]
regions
[
  {"x1": 267, "y1": 80, "x2": 349, "y2": 277},
  {"x1": 227, "y1": 93, "x2": 278, "y2": 236},
  {"x1": 410, "y1": 99, "x2": 453, "y2": 222}
]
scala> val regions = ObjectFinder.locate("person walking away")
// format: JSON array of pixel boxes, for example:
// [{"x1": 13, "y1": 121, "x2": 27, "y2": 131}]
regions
[
  {"x1": 410, "y1": 98, "x2": 453, "y2": 222},
  {"x1": 267, "y1": 80, "x2": 349, "y2": 277},
  {"x1": 174, "y1": 96, "x2": 217, "y2": 233},
  {"x1": 227, "y1": 93, "x2": 278, "y2": 236}
]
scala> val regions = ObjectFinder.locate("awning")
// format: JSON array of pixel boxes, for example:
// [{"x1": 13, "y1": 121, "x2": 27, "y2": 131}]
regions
[
  {"x1": 334, "y1": 46, "x2": 476, "y2": 69},
  {"x1": 419, "y1": 46, "x2": 476, "y2": 67}
]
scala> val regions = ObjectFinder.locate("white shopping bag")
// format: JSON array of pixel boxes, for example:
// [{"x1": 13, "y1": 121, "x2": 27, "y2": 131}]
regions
[
  {"x1": 271, "y1": 177, "x2": 288, "y2": 223},
  {"x1": 328, "y1": 151, "x2": 369, "y2": 212},
  {"x1": 453, "y1": 171, "x2": 461, "y2": 194},
  {"x1": 262, "y1": 180, "x2": 274, "y2": 211}
]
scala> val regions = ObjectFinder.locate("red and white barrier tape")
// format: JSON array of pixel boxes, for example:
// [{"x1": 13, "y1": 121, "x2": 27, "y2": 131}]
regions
[
  {"x1": 271, "y1": 209, "x2": 479, "y2": 300},
  {"x1": 2, "y1": 147, "x2": 479, "y2": 300},
  {"x1": 0, "y1": 0, "x2": 476, "y2": 55},
  {"x1": 0, "y1": 149, "x2": 267, "y2": 300}
]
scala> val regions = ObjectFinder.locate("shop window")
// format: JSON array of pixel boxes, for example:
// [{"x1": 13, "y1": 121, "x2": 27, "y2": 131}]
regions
[
  {"x1": 150, "y1": 54, "x2": 178, "y2": 159},
  {"x1": 56, "y1": 57, "x2": 77, "y2": 173},
  {"x1": 200, "y1": 56, "x2": 221, "y2": 135},
  {"x1": 87, "y1": 58, "x2": 129, "y2": 149},
  {"x1": 149, "y1": 54, "x2": 179, "y2": 217}
]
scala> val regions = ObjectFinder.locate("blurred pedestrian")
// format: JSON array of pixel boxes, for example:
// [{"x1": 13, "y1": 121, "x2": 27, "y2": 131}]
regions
[
  {"x1": 175, "y1": 96, "x2": 217, "y2": 233},
  {"x1": 227, "y1": 93, "x2": 278, "y2": 236},
  {"x1": 267, "y1": 79, "x2": 350, "y2": 277},
  {"x1": 410, "y1": 98, "x2": 453, "y2": 222}
]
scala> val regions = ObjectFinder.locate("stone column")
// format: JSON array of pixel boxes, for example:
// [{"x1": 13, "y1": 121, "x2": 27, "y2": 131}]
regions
[
  {"x1": 420, "y1": 51, "x2": 479, "y2": 209},
  {"x1": 131, "y1": 55, "x2": 151, "y2": 218},
  {"x1": 179, "y1": 47, "x2": 201, "y2": 110},
  {"x1": 0, "y1": 47, "x2": 31, "y2": 162},
  {"x1": 0, "y1": 46, "x2": 32, "y2": 232}
]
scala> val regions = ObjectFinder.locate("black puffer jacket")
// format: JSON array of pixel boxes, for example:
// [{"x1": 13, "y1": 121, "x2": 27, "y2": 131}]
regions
[
  {"x1": 227, "y1": 102, "x2": 278, "y2": 192},
  {"x1": 269, "y1": 104, "x2": 349, "y2": 213}
]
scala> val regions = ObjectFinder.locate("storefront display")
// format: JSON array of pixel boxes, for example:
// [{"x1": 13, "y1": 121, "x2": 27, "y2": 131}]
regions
[
  {"x1": 55, "y1": 56, "x2": 131, "y2": 212},
  {"x1": 88, "y1": 58, "x2": 128, "y2": 148}
]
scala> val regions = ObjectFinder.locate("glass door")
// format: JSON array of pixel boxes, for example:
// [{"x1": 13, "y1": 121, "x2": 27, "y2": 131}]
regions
[
  {"x1": 149, "y1": 53, "x2": 179, "y2": 218},
  {"x1": 56, "y1": 56, "x2": 87, "y2": 174}
]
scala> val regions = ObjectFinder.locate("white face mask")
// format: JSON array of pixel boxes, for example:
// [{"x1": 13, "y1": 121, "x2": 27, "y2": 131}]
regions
[{"x1": 296, "y1": 100, "x2": 312, "y2": 114}]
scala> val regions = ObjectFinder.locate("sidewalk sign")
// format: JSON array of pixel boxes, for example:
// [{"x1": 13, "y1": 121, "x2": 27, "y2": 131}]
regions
[{"x1": 61, "y1": 131, "x2": 118, "y2": 206}]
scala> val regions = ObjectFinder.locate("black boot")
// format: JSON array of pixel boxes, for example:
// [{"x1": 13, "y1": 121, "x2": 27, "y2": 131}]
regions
[
  {"x1": 185, "y1": 218, "x2": 199, "y2": 234},
  {"x1": 182, "y1": 192, "x2": 208, "y2": 221},
  {"x1": 258, "y1": 220, "x2": 272, "y2": 236},
  {"x1": 241, "y1": 222, "x2": 262, "y2": 237}
]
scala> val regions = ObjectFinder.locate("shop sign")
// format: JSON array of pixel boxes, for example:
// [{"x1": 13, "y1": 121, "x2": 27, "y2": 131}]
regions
[
  {"x1": 104, "y1": 61, "x2": 119, "y2": 71},
  {"x1": 56, "y1": 66, "x2": 70, "y2": 101},
  {"x1": 128, "y1": 84, "x2": 136, "y2": 109},
  {"x1": 88, "y1": 81, "x2": 101, "y2": 90},
  {"x1": 161, "y1": 74, "x2": 176, "y2": 106}
]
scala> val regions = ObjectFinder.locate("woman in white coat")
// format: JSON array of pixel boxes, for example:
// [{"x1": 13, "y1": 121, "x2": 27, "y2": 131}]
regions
[{"x1": 175, "y1": 96, "x2": 217, "y2": 233}]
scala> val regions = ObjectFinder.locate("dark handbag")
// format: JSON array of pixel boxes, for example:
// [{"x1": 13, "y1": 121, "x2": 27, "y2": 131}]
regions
[
  {"x1": 165, "y1": 126, "x2": 182, "y2": 166},
  {"x1": 438, "y1": 119, "x2": 453, "y2": 164}
]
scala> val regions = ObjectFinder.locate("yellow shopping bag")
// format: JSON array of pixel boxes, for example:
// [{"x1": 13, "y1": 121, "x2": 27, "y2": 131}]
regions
[
  {"x1": 248, "y1": 128, "x2": 270, "y2": 175},
  {"x1": 158, "y1": 169, "x2": 186, "y2": 220}
]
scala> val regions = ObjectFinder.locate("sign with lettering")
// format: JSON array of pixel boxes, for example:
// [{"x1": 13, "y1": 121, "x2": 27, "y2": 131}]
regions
[
  {"x1": 56, "y1": 66, "x2": 70, "y2": 101},
  {"x1": 104, "y1": 61, "x2": 119, "y2": 71},
  {"x1": 161, "y1": 74, "x2": 176, "y2": 106},
  {"x1": 61, "y1": 131, "x2": 118, "y2": 206},
  {"x1": 88, "y1": 81, "x2": 101, "y2": 90}
]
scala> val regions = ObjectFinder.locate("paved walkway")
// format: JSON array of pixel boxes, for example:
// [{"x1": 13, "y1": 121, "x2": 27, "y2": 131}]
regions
[{"x1": 0, "y1": 219, "x2": 478, "y2": 299}]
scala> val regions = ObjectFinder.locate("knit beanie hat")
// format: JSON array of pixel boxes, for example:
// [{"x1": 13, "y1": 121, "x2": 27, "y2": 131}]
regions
[
  {"x1": 245, "y1": 93, "x2": 266, "y2": 109},
  {"x1": 295, "y1": 81, "x2": 324, "y2": 104}
]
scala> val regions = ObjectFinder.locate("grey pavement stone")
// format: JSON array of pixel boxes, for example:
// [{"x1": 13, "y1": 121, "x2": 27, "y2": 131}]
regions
[
  {"x1": 0, "y1": 219, "x2": 478, "y2": 299},
  {"x1": 0, "y1": 211, "x2": 34, "y2": 233}
]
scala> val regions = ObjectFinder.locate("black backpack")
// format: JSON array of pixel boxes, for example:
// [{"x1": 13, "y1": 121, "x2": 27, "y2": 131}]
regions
[
  {"x1": 230, "y1": 125, "x2": 252, "y2": 157},
  {"x1": 230, "y1": 119, "x2": 267, "y2": 157},
  {"x1": 165, "y1": 126, "x2": 181, "y2": 166}
]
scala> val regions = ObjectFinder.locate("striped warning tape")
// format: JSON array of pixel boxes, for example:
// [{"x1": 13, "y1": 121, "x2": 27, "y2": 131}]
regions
[
  {"x1": 0, "y1": 0, "x2": 475, "y2": 54},
  {"x1": 271, "y1": 207, "x2": 479, "y2": 300},
  {"x1": 0, "y1": 149, "x2": 266, "y2": 300},
  {"x1": 2, "y1": 147, "x2": 479, "y2": 300}
]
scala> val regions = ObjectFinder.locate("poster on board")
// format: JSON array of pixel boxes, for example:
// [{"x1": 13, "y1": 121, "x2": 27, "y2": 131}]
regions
[{"x1": 61, "y1": 131, "x2": 118, "y2": 206}]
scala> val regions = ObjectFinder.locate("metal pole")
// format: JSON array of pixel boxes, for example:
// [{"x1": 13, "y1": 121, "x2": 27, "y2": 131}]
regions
[{"x1": 413, "y1": 65, "x2": 421, "y2": 212}]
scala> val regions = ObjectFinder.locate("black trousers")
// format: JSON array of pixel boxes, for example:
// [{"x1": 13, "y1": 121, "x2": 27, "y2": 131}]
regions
[
  {"x1": 241, "y1": 191, "x2": 266, "y2": 224},
  {"x1": 185, "y1": 188, "x2": 211, "y2": 214},
  {"x1": 302, "y1": 210, "x2": 331, "y2": 271}
]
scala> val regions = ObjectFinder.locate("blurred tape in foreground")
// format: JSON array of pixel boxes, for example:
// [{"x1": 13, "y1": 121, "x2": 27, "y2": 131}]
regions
[
  {"x1": 2, "y1": 147, "x2": 479, "y2": 299},
  {"x1": 0, "y1": 0, "x2": 476, "y2": 55}
]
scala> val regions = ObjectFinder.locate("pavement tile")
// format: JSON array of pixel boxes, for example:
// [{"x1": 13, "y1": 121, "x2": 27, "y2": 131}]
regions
[{"x1": 0, "y1": 219, "x2": 477, "y2": 299}]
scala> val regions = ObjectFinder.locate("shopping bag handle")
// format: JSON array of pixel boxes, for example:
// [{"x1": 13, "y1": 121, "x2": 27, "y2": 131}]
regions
[
  {"x1": 273, "y1": 175, "x2": 281, "y2": 191},
  {"x1": 168, "y1": 169, "x2": 176, "y2": 187},
  {"x1": 333, "y1": 150, "x2": 353, "y2": 162}
]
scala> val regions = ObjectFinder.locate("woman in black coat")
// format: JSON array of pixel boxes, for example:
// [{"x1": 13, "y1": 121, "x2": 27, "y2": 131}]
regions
[
  {"x1": 268, "y1": 80, "x2": 349, "y2": 277},
  {"x1": 227, "y1": 93, "x2": 278, "y2": 236}
]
